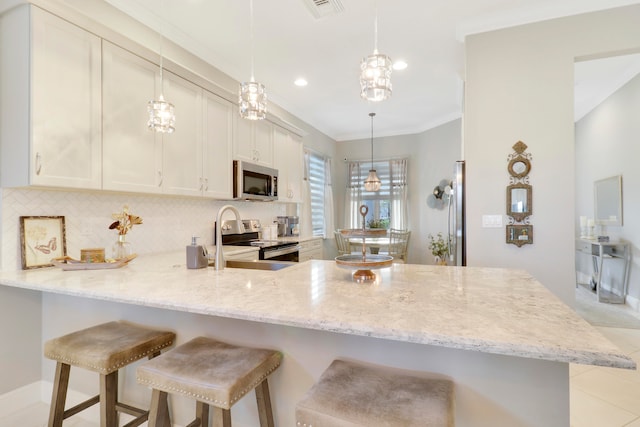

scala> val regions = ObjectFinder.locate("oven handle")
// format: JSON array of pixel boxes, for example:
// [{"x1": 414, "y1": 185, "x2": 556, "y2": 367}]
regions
[{"x1": 262, "y1": 245, "x2": 301, "y2": 259}]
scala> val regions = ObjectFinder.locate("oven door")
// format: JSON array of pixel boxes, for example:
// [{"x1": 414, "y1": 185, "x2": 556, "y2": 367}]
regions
[{"x1": 261, "y1": 244, "x2": 300, "y2": 262}]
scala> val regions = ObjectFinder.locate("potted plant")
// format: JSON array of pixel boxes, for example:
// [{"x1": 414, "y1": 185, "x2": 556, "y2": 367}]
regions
[
  {"x1": 428, "y1": 232, "x2": 449, "y2": 265},
  {"x1": 366, "y1": 218, "x2": 389, "y2": 229}
]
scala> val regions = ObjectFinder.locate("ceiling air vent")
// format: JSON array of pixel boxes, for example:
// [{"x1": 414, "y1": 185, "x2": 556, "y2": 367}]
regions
[{"x1": 302, "y1": 0, "x2": 344, "y2": 19}]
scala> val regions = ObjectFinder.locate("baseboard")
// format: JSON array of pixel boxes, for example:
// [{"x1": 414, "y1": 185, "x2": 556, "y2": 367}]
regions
[{"x1": 626, "y1": 294, "x2": 640, "y2": 312}]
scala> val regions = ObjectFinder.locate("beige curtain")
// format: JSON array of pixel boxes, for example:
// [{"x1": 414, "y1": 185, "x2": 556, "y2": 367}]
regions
[
  {"x1": 390, "y1": 159, "x2": 408, "y2": 230},
  {"x1": 344, "y1": 162, "x2": 362, "y2": 229}
]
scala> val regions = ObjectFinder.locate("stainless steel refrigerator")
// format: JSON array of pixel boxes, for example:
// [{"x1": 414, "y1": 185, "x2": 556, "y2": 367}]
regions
[{"x1": 447, "y1": 161, "x2": 466, "y2": 266}]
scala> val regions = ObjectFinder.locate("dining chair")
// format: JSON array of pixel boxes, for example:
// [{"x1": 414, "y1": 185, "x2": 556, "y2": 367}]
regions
[
  {"x1": 334, "y1": 231, "x2": 353, "y2": 255},
  {"x1": 388, "y1": 229, "x2": 411, "y2": 263}
]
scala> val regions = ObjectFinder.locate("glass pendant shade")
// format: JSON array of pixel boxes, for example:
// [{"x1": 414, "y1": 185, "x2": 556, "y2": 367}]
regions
[
  {"x1": 360, "y1": 51, "x2": 392, "y2": 102},
  {"x1": 364, "y1": 169, "x2": 382, "y2": 191},
  {"x1": 239, "y1": 79, "x2": 267, "y2": 120},
  {"x1": 147, "y1": 94, "x2": 175, "y2": 133}
]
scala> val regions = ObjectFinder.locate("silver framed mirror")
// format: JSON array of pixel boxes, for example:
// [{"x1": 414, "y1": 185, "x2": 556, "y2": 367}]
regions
[{"x1": 594, "y1": 175, "x2": 623, "y2": 226}]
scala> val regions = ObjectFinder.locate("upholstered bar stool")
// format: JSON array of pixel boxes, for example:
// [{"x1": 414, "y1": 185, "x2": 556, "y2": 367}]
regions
[
  {"x1": 44, "y1": 320, "x2": 176, "y2": 427},
  {"x1": 296, "y1": 359, "x2": 455, "y2": 427},
  {"x1": 136, "y1": 336, "x2": 282, "y2": 427}
]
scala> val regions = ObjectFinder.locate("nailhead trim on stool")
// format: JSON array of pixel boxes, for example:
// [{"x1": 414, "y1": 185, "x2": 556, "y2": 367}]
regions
[
  {"x1": 137, "y1": 336, "x2": 283, "y2": 427},
  {"x1": 296, "y1": 359, "x2": 455, "y2": 427},
  {"x1": 44, "y1": 320, "x2": 176, "y2": 427}
]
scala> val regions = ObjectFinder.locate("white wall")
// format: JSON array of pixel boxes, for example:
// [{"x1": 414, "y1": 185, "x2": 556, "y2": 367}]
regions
[
  {"x1": 334, "y1": 119, "x2": 462, "y2": 264},
  {"x1": 464, "y1": 5, "x2": 640, "y2": 306},
  {"x1": 575, "y1": 72, "x2": 640, "y2": 307}
]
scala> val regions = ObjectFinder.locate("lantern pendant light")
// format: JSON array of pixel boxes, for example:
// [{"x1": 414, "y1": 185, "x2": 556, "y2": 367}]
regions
[
  {"x1": 359, "y1": 1, "x2": 392, "y2": 102},
  {"x1": 239, "y1": 0, "x2": 267, "y2": 120},
  {"x1": 147, "y1": 0, "x2": 175, "y2": 133},
  {"x1": 364, "y1": 113, "x2": 381, "y2": 192}
]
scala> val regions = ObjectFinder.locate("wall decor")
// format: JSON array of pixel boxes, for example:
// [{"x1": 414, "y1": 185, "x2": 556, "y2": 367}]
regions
[
  {"x1": 20, "y1": 216, "x2": 67, "y2": 269},
  {"x1": 506, "y1": 141, "x2": 532, "y2": 247}
]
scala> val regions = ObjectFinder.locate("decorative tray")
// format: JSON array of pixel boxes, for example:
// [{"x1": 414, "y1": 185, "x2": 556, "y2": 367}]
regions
[{"x1": 51, "y1": 254, "x2": 137, "y2": 271}]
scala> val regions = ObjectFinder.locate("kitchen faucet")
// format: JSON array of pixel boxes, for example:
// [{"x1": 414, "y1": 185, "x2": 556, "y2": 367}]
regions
[{"x1": 214, "y1": 205, "x2": 243, "y2": 270}]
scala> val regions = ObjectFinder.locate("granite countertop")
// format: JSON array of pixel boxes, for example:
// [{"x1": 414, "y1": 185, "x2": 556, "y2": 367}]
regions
[{"x1": 0, "y1": 252, "x2": 633, "y2": 369}]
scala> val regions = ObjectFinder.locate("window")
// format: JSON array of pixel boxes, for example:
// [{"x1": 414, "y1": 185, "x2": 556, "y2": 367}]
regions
[
  {"x1": 360, "y1": 160, "x2": 391, "y2": 228},
  {"x1": 308, "y1": 151, "x2": 326, "y2": 237},
  {"x1": 346, "y1": 159, "x2": 408, "y2": 230}
]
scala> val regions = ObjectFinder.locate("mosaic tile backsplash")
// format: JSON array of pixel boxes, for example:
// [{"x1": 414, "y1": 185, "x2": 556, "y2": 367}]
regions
[{"x1": 1, "y1": 188, "x2": 287, "y2": 270}]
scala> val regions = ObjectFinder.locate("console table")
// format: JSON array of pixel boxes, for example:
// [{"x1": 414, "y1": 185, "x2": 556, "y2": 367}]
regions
[{"x1": 576, "y1": 239, "x2": 631, "y2": 303}]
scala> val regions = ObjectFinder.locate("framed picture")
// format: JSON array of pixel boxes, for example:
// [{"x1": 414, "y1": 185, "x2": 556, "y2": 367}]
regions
[{"x1": 20, "y1": 216, "x2": 67, "y2": 269}]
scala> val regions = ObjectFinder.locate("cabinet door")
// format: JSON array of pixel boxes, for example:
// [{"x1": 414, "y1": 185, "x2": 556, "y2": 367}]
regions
[
  {"x1": 203, "y1": 91, "x2": 233, "y2": 198},
  {"x1": 31, "y1": 7, "x2": 101, "y2": 188},
  {"x1": 253, "y1": 119, "x2": 273, "y2": 167},
  {"x1": 273, "y1": 126, "x2": 303, "y2": 202},
  {"x1": 102, "y1": 41, "x2": 162, "y2": 193},
  {"x1": 162, "y1": 71, "x2": 203, "y2": 196},
  {"x1": 287, "y1": 134, "x2": 304, "y2": 203},
  {"x1": 233, "y1": 114, "x2": 255, "y2": 163}
]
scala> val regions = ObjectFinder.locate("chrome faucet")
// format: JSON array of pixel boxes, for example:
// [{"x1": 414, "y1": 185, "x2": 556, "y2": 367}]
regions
[{"x1": 214, "y1": 205, "x2": 243, "y2": 270}]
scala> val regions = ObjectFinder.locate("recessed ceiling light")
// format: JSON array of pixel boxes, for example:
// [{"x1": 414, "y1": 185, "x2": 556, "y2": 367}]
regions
[
  {"x1": 393, "y1": 61, "x2": 408, "y2": 71},
  {"x1": 294, "y1": 78, "x2": 308, "y2": 87}
]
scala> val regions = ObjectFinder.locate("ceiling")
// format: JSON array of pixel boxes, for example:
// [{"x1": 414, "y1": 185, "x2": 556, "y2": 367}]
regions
[{"x1": 104, "y1": 0, "x2": 640, "y2": 141}]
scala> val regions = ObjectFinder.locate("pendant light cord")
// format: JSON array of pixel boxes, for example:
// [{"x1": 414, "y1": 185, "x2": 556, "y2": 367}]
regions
[
  {"x1": 373, "y1": 0, "x2": 378, "y2": 54},
  {"x1": 159, "y1": 0, "x2": 165, "y2": 92},
  {"x1": 370, "y1": 112, "x2": 375, "y2": 169},
  {"x1": 250, "y1": 0, "x2": 255, "y2": 82}
]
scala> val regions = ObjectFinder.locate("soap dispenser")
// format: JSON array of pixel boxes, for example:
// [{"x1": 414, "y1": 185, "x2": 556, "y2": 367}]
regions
[{"x1": 186, "y1": 236, "x2": 209, "y2": 269}]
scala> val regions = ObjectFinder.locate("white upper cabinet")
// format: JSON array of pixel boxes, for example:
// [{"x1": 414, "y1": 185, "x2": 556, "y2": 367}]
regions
[
  {"x1": 273, "y1": 126, "x2": 303, "y2": 203},
  {"x1": 234, "y1": 117, "x2": 273, "y2": 167},
  {"x1": 102, "y1": 41, "x2": 163, "y2": 193},
  {"x1": 161, "y1": 71, "x2": 204, "y2": 197},
  {"x1": 202, "y1": 92, "x2": 233, "y2": 199},
  {"x1": 0, "y1": 5, "x2": 101, "y2": 189}
]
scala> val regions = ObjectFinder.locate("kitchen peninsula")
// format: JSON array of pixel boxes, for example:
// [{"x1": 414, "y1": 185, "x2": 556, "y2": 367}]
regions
[{"x1": 0, "y1": 254, "x2": 633, "y2": 427}]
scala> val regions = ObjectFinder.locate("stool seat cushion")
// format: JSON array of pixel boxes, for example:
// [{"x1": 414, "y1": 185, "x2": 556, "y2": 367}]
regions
[
  {"x1": 296, "y1": 359, "x2": 454, "y2": 427},
  {"x1": 44, "y1": 321, "x2": 176, "y2": 375},
  {"x1": 136, "y1": 336, "x2": 282, "y2": 410}
]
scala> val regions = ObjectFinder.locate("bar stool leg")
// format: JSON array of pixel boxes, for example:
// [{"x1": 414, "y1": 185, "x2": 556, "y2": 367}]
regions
[
  {"x1": 148, "y1": 389, "x2": 171, "y2": 427},
  {"x1": 255, "y1": 379, "x2": 275, "y2": 427},
  {"x1": 48, "y1": 362, "x2": 70, "y2": 427},
  {"x1": 100, "y1": 371, "x2": 118, "y2": 427},
  {"x1": 195, "y1": 401, "x2": 210, "y2": 427},
  {"x1": 211, "y1": 406, "x2": 231, "y2": 427}
]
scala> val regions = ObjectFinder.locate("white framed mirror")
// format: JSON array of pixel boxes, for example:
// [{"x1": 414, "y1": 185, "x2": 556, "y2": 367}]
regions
[{"x1": 594, "y1": 175, "x2": 623, "y2": 226}]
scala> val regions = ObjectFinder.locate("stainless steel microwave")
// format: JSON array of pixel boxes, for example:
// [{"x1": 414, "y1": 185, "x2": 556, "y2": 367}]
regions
[{"x1": 233, "y1": 160, "x2": 278, "y2": 201}]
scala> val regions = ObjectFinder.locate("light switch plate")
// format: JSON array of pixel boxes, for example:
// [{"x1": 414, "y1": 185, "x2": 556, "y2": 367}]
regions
[{"x1": 482, "y1": 215, "x2": 503, "y2": 228}]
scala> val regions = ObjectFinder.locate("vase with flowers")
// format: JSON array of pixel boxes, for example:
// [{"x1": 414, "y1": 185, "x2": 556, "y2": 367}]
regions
[
  {"x1": 109, "y1": 205, "x2": 142, "y2": 260},
  {"x1": 428, "y1": 232, "x2": 449, "y2": 265}
]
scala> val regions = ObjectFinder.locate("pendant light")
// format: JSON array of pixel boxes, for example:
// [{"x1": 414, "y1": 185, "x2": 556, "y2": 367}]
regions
[
  {"x1": 147, "y1": 0, "x2": 175, "y2": 133},
  {"x1": 364, "y1": 113, "x2": 381, "y2": 192},
  {"x1": 239, "y1": 0, "x2": 267, "y2": 120},
  {"x1": 359, "y1": 1, "x2": 392, "y2": 102}
]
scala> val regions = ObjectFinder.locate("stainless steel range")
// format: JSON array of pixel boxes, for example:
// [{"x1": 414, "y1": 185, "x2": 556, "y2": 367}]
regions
[{"x1": 219, "y1": 219, "x2": 300, "y2": 262}]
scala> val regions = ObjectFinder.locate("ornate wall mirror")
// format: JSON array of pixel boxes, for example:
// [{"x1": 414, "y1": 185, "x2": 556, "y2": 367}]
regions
[
  {"x1": 507, "y1": 184, "x2": 532, "y2": 222},
  {"x1": 506, "y1": 141, "x2": 532, "y2": 247},
  {"x1": 594, "y1": 175, "x2": 623, "y2": 226}
]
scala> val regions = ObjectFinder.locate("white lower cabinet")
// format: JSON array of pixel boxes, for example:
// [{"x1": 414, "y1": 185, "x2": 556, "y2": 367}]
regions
[
  {"x1": 273, "y1": 126, "x2": 303, "y2": 203},
  {"x1": 299, "y1": 238, "x2": 323, "y2": 262},
  {"x1": 1, "y1": 5, "x2": 102, "y2": 189}
]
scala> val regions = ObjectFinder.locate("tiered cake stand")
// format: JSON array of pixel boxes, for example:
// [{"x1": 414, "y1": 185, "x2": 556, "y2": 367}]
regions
[{"x1": 335, "y1": 206, "x2": 393, "y2": 282}]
